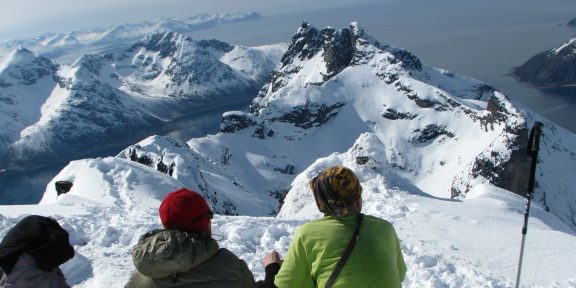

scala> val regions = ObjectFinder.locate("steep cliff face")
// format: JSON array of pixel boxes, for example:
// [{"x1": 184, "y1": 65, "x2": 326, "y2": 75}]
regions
[{"x1": 513, "y1": 36, "x2": 576, "y2": 87}]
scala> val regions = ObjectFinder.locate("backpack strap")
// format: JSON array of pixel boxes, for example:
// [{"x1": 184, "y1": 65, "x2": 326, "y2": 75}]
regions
[{"x1": 325, "y1": 213, "x2": 364, "y2": 288}]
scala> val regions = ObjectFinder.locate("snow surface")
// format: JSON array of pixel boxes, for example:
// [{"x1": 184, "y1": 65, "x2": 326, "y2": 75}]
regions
[{"x1": 1, "y1": 134, "x2": 575, "y2": 288}]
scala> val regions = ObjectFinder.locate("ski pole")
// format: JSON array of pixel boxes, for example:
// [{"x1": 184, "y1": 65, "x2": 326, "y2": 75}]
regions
[{"x1": 515, "y1": 121, "x2": 543, "y2": 288}]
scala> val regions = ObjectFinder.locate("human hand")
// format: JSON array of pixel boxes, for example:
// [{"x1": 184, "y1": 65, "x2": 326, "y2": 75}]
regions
[{"x1": 262, "y1": 250, "x2": 282, "y2": 267}]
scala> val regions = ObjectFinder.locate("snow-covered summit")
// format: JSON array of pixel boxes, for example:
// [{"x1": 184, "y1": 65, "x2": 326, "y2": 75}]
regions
[
  {"x1": 0, "y1": 47, "x2": 57, "y2": 84},
  {"x1": 0, "y1": 48, "x2": 59, "y2": 165}
]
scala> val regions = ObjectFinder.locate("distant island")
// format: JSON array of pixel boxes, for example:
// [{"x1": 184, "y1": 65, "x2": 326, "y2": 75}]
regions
[
  {"x1": 567, "y1": 16, "x2": 576, "y2": 27},
  {"x1": 512, "y1": 36, "x2": 576, "y2": 87}
]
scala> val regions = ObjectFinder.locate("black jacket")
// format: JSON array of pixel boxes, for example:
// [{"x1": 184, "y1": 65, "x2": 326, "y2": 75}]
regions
[{"x1": 0, "y1": 215, "x2": 75, "y2": 274}]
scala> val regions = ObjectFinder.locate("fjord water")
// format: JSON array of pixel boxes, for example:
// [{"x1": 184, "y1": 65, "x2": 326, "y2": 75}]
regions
[{"x1": 0, "y1": 100, "x2": 251, "y2": 204}]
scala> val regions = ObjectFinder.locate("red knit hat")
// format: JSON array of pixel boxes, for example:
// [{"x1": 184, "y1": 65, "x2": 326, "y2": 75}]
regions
[{"x1": 159, "y1": 188, "x2": 212, "y2": 234}]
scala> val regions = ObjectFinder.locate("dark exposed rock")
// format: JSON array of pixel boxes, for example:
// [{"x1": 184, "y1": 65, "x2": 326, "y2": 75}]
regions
[
  {"x1": 409, "y1": 124, "x2": 455, "y2": 144},
  {"x1": 414, "y1": 97, "x2": 438, "y2": 108},
  {"x1": 322, "y1": 27, "x2": 355, "y2": 80},
  {"x1": 221, "y1": 147, "x2": 231, "y2": 165},
  {"x1": 394, "y1": 82, "x2": 414, "y2": 94},
  {"x1": 474, "y1": 84, "x2": 496, "y2": 100},
  {"x1": 382, "y1": 108, "x2": 417, "y2": 120},
  {"x1": 274, "y1": 164, "x2": 295, "y2": 175},
  {"x1": 252, "y1": 122, "x2": 266, "y2": 139},
  {"x1": 457, "y1": 128, "x2": 531, "y2": 198},
  {"x1": 491, "y1": 128, "x2": 531, "y2": 196},
  {"x1": 127, "y1": 147, "x2": 177, "y2": 176},
  {"x1": 387, "y1": 48, "x2": 423, "y2": 72},
  {"x1": 268, "y1": 188, "x2": 290, "y2": 215},
  {"x1": 479, "y1": 96, "x2": 510, "y2": 131},
  {"x1": 138, "y1": 32, "x2": 183, "y2": 58},
  {"x1": 197, "y1": 39, "x2": 234, "y2": 52},
  {"x1": 376, "y1": 72, "x2": 399, "y2": 84},
  {"x1": 272, "y1": 102, "x2": 345, "y2": 129},
  {"x1": 219, "y1": 112, "x2": 258, "y2": 133},
  {"x1": 280, "y1": 21, "x2": 323, "y2": 66}
]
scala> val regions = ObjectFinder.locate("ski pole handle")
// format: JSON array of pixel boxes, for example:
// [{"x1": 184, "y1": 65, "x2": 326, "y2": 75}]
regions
[
  {"x1": 526, "y1": 121, "x2": 543, "y2": 196},
  {"x1": 527, "y1": 122, "x2": 543, "y2": 158}
]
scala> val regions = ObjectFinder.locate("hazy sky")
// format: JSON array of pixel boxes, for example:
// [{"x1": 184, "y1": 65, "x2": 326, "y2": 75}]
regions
[{"x1": 0, "y1": 0, "x2": 364, "y2": 40}]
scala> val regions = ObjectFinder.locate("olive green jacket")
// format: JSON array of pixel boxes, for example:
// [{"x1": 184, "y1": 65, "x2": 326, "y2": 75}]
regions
[
  {"x1": 125, "y1": 229, "x2": 255, "y2": 288},
  {"x1": 274, "y1": 213, "x2": 406, "y2": 288}
]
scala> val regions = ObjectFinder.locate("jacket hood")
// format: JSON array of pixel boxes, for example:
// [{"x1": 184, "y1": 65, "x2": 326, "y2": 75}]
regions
[{"x1": 131, "y1": 229, "x2": 219, "y2": 278}]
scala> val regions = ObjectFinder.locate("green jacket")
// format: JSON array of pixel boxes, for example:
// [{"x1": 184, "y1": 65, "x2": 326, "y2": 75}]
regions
[
  {"x1": 274, "y1": 213, "x2": 406, "y2": 288},
  {"x1": 125, "y1": 229, "x2": 255, "y2": 288}
]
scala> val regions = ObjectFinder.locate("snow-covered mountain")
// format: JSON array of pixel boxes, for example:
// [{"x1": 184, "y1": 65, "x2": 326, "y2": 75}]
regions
[
  {"x1": 0, "y1": 48, "x2": 59, "y2": 167},
  {"x1": 0, "y1": 32, "x2": 285, "y2": 171},
  {"x1": 0, "y1": 12, "x2": 263, "y2": 63},
  {"x1": 91, "y1": 22, "x2": 576, "y2": 229},
  {"x1": 2, "y1": 22, "x2": 576, "y2": 287},
  {"x1": 513, "y1": 35, "x2": 576, "y2": 87}
]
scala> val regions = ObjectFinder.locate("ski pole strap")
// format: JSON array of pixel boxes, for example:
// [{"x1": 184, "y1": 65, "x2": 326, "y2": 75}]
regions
[{"x1": 326, "y1": 213, "x2": 364, "y2": 288}]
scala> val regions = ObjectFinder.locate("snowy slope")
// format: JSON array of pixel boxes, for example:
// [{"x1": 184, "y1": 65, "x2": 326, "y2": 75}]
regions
[
  {"x1": 0, "y1": 33, "x2": 285, "y2": 171},
  {"x1": 1, "y1": 134, "x2": 575, "y2": 287}
]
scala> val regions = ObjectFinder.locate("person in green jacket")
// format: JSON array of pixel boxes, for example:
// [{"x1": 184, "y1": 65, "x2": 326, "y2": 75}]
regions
[
  {"x1": 125, "y1": 188, "x2": 256, "y2": 288},
  {"x1": 258, "y1": 166, "x2": 406, "y2": 288}
]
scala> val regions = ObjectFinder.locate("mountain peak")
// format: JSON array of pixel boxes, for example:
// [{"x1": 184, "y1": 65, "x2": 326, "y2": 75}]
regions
[
  {"x1": 257, "y1": 21, "x2": 422, "y2": 101},
  {"x1": 1, "y1": 47, "x2": 36, "y2": 71},
  {"x1": 0, "y1": 47, "x2": 56, "y2": 85},
  {"x1": 137, "y1": 31, "x2": 192, "y2": 58}
]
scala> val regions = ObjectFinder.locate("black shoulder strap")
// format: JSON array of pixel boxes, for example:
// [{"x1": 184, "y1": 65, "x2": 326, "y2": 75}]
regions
[{"x1": 326, "y1": 213, "x2": 364, "y2": 288}]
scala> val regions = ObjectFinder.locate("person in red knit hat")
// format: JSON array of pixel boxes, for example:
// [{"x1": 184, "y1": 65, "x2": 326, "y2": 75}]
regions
[
  {"x1": 159, "y1": 188, "x2": 212, "y2": 235},
  {"x1": 125, "y1": 188, "x2": 256, "y2": 288}
]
